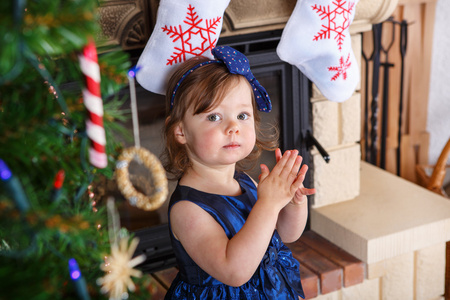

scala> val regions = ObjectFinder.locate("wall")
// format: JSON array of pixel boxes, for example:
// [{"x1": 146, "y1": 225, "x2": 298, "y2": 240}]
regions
[{"x1": 428, "y1": 0, "x2": 450, "y2": 165}]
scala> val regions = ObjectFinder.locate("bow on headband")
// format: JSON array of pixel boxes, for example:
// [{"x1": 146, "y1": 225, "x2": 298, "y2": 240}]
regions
[{"x1": 170, "y1": 46, "x2": 272, "y2": 112}]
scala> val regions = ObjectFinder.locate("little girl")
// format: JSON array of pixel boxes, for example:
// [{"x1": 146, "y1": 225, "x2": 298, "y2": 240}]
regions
[{"x1": 162, "y1": 46, "x2": 315, "y2": 299}]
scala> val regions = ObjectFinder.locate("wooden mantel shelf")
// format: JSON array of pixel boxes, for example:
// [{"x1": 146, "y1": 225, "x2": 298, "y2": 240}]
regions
[{"x1": 311, "y1": 161, "x2": 450, "y2": 264}]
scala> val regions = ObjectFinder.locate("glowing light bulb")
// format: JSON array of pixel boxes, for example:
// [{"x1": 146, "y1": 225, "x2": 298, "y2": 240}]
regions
[
  {"x1": 53, "y1": 170, "x2": 65, "y2": 189},
  {"x1": 0, "y1": 158, "x2": 30, "y2": 212},
  {"x1": 127, "y1": 66, "x2": 141, "y2": 78},
  {"x1": 68, "y1": 258, "x2": 81, "y2": 280},
  {"x1": 0, "y1": 159, "x2": 12, "y2": 181},
  {"x1": 68, "y1": 258, "x2": 91, "y2": 300}
]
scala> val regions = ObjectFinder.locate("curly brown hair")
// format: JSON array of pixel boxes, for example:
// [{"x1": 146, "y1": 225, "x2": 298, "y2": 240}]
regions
[{"x1": 162, "y1": 56, "x2": 279, "y2": 180}]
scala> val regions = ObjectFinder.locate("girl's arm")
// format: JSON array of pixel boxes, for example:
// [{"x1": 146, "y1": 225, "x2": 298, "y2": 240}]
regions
[
  {"x1": 170, "y1": 150, "x2": 303, "y2": 287},
  {"x1": 272, "y1": 149, "x2": 316, "y2": 243},
  {"x1": 276, "y1": 187, "x2": 310, "y2": 243}
]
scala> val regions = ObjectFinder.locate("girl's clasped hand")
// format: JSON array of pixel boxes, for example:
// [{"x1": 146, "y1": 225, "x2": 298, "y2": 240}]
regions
[{"x1": 258, "y1": 148, "x2": 315, "y2": 211}]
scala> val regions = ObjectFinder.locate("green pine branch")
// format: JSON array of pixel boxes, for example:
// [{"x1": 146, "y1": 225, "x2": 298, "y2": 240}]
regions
[{"x1": 0, "y1": 1, "x2": 154, "y2": 299}]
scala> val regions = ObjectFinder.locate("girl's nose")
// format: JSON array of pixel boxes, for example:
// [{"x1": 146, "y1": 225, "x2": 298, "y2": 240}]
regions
[{"x1": 226, "y1": 120, "x2": 239, "y2": 134}]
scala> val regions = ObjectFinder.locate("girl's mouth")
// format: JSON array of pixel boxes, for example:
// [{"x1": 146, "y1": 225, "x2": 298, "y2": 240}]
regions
[{"x1": 223, "y1": 142, "x2": 240, "y2": 149}]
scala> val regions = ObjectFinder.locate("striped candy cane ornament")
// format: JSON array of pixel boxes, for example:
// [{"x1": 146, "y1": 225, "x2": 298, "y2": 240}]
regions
[{"x1": 79, "y1": 40, "x2": 107, "y2": 168}]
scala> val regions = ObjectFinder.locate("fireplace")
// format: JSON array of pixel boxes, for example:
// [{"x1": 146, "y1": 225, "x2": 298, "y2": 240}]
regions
[
  {"x1": 117, "y1": 29, "x2": 322, "y2": 273},
  {"x1": 98, "y1": 2, "x2": 450, "y2": 299}
]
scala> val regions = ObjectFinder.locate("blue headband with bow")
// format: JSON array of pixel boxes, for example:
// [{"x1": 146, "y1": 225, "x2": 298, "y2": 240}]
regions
[{"x1": 170, "y1": 46, "x2": 272, "y2": 112}]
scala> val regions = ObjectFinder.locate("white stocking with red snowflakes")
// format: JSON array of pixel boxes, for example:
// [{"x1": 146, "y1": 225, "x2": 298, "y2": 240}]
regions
[
  {"x1": 277, "y1": 0, "x2": 359, "y2": 102},
  {"x1": 136, "y1": 0, "x2": 230, "y2": 95}
]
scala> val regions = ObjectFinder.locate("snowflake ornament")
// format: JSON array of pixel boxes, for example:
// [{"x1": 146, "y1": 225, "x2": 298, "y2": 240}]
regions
[
  {"x1": 135, "y1": 0, "x2": 229, "y2": 95},
  {"x1": 312, "y1": 0, "x2": 356, "y2": 51},
  {"x1": 98, "y1": 237, "x2": 146, "y2": 300},
  {"x1": 328, "y1": 54, "x2": 352, "y2": 81},
  {"x1": 161, "y1": 4, "x2": 222, "y2": 66}
]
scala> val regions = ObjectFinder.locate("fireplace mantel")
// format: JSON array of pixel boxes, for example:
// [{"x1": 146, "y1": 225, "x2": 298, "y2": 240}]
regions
[
  {"x1": 222, "y1": 0, "x2": 400, "y2": 36},
  {"x1": 97, "y1": 0, "x2": 399, "y2": 50}
]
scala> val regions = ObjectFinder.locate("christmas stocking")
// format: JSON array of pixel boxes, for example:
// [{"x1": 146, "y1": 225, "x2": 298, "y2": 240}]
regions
[
  {"x1": 136, "y1": 0, "x2": 230, "y2": 95},
  {"x1": 277, "y1": 0, "x2": 360, "y2": 102}
]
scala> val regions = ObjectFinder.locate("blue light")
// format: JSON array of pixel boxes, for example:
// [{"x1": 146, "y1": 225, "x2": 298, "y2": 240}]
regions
[
  {"x1": 0, "y1": 159, "x2": 12, "y2": 181},
  {"x1": 71, "y1": 270, "x2": 81, "y2": 280},
  {"x1": 68, "y1": 258, "x2": 82, "y2": 281},
  {"x1": 128, "y1": 66, "x2": 142, "y2": 78}
]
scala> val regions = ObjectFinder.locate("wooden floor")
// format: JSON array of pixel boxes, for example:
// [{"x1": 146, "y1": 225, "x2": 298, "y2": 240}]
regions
[{"x1": 147, "y1": 231, "x2": 365, "y2": 299}]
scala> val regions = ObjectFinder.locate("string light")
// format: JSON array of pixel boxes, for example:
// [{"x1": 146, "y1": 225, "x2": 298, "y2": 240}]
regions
[
  {"x1": 51, "y1": 170, "x2": 65, "y2": 202},
  {"x1": 0, "y1": 159, "x2": 30, "y2": 213},
  {"x1": 87, "y1": 184, "x2": 98, "y2": 212},
  {"x1": 53, "y1": 170, "x2": 65, "y2": 189},
  {"x1": 68, "y1": 258, "x2": 90, "y2": 300},
  {"x1": 0, "y1": 160, "x2": 12, "y2": 181},
  {"x1": 69, "y1": 259, "x2": 81, "y2": 280},
  {"x1": 127, "y1": 66, "x2": 141, "y2": 78}
]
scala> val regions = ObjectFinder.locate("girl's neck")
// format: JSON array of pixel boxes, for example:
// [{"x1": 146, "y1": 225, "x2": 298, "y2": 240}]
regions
[{"x1": 179, "y1": 164, "x2": 242, "y2": 196}]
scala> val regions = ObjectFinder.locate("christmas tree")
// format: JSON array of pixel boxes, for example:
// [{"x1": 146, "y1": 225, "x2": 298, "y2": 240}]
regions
[{"x1": 0, "y1": 0, "x2": 154, "y2": 298}]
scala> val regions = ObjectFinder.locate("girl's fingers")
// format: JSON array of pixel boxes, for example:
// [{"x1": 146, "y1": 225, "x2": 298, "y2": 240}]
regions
[
  {"x1": 280, "y1": 150, "x2": 299, "y2": 179},
  {"x1": 271, "y1": 150, "x2": 291, "y2": 176},
  {"x1": 275, "y1": 148, "x2": 282, "y2": 162},
  {"x1": 293, "y1": 155, "x2": 303, "y2": 174},
  {"x1": 267, "y1": 148, "x2": 315, "y2": 198},
  {"x1": 300, "y1": 187, "x2": 316, "y2": 196},
  {"x1": 291, "y1": 164, "x2": 308, "y2": 192},
  {"x1": 259, "y1": 164, "x2": 270, "y2": 182},
  {"x1": 293, "y1": 187, "x2": 316, "y2": 201},
  {"x1": 271, "y1": 149, "x2": 313, "y2": 195}
]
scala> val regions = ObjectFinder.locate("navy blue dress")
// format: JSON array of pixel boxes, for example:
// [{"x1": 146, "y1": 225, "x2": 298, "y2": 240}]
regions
[{"x1": 165, "y1": 172, "x2": 305, "y2": 299}]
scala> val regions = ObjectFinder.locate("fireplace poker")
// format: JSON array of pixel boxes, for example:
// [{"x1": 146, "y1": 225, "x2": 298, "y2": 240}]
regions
[
  {"x1": 361, "y1": 34, "x2": 371, "y2": 163},
  {"x1": 397, "y1": 20, "x2": 408, "y2": 176},
  {"x1": 370, "y1": 23, "x2": 382, "y2": 166},
  {"x1": 380, "y1": 18, "x2": 395, "y2": 170}
]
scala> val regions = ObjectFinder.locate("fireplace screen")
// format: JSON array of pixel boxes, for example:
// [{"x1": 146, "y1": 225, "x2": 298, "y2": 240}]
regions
[{"x1": 118, "y1": 30, "x2": 314, "y2": 273}]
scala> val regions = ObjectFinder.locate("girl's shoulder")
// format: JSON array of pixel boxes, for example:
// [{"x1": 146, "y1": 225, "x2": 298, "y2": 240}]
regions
[
  {"x1": 168, "y1": 183, "x2": 221, "y2": 211},
  {"x1": 168, "y1": 183, "x2": 196, "y2": 209},
  {"x1": 235, "y1": 171, "x2": 257, "y2": 189}
]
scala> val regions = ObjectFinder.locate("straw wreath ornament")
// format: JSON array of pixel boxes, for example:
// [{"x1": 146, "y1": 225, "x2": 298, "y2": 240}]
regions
[
  {"x1": 115, "y1": 147, "x2": 168, "y2": 211},
  {"x1": 115, "y1": 68, "x2": 168, "y2": 211}
]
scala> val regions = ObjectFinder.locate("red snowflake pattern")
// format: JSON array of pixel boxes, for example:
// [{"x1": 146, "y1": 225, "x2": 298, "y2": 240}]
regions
[
  {"x1": 312, "y1": 0, "x2": 356, "y2": 51},
  {"x1": 328, "y1": 54, "x2": 351, "y2": 81},
  {"x1": 161, "y1": 4, "x2": 222, "y2": 66}
]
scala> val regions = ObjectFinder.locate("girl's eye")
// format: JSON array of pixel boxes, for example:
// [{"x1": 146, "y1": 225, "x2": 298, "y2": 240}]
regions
[
  {"x1": 237, "y1": 113, "x2": 249, "y2": 121},
  {"x1": 207, "y1": 114, "x2": 221, "y2": 122}
]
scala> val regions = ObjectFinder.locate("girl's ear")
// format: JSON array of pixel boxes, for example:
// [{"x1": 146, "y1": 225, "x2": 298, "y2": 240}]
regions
[{"x1": 174, "y1": 122, "x2": 186, "y2": 145}]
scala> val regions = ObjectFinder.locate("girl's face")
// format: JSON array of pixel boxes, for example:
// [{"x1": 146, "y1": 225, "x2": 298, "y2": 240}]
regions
[{"x1": 175, "y1": 77, "x2": 256, "y2": 169}]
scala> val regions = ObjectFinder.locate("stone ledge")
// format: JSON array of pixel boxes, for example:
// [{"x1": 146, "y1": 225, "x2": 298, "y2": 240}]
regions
[{"x1": 311, "y1": 161, "x2": 450, "y2": 264}]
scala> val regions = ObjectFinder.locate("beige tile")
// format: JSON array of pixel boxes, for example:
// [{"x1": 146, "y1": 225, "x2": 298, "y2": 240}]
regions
[
  {"x1": 340, "y1": 93, "x2": 361, "y2": 145},
  {"x1": 414, "y1": 243, "x2": 446, "y2": 300},
  {"x1": 380, "y1": 253, "x2": 414, "y2": 300},
  {"x1": 313, "y1": 144, "x2": 361, "y2": 207},
  {"x1": 342, "y1": 278, "x2": 380, "y2": 300},
  {"x1": 312, "y1": 100, "x2": 339, "y2": 149}
]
